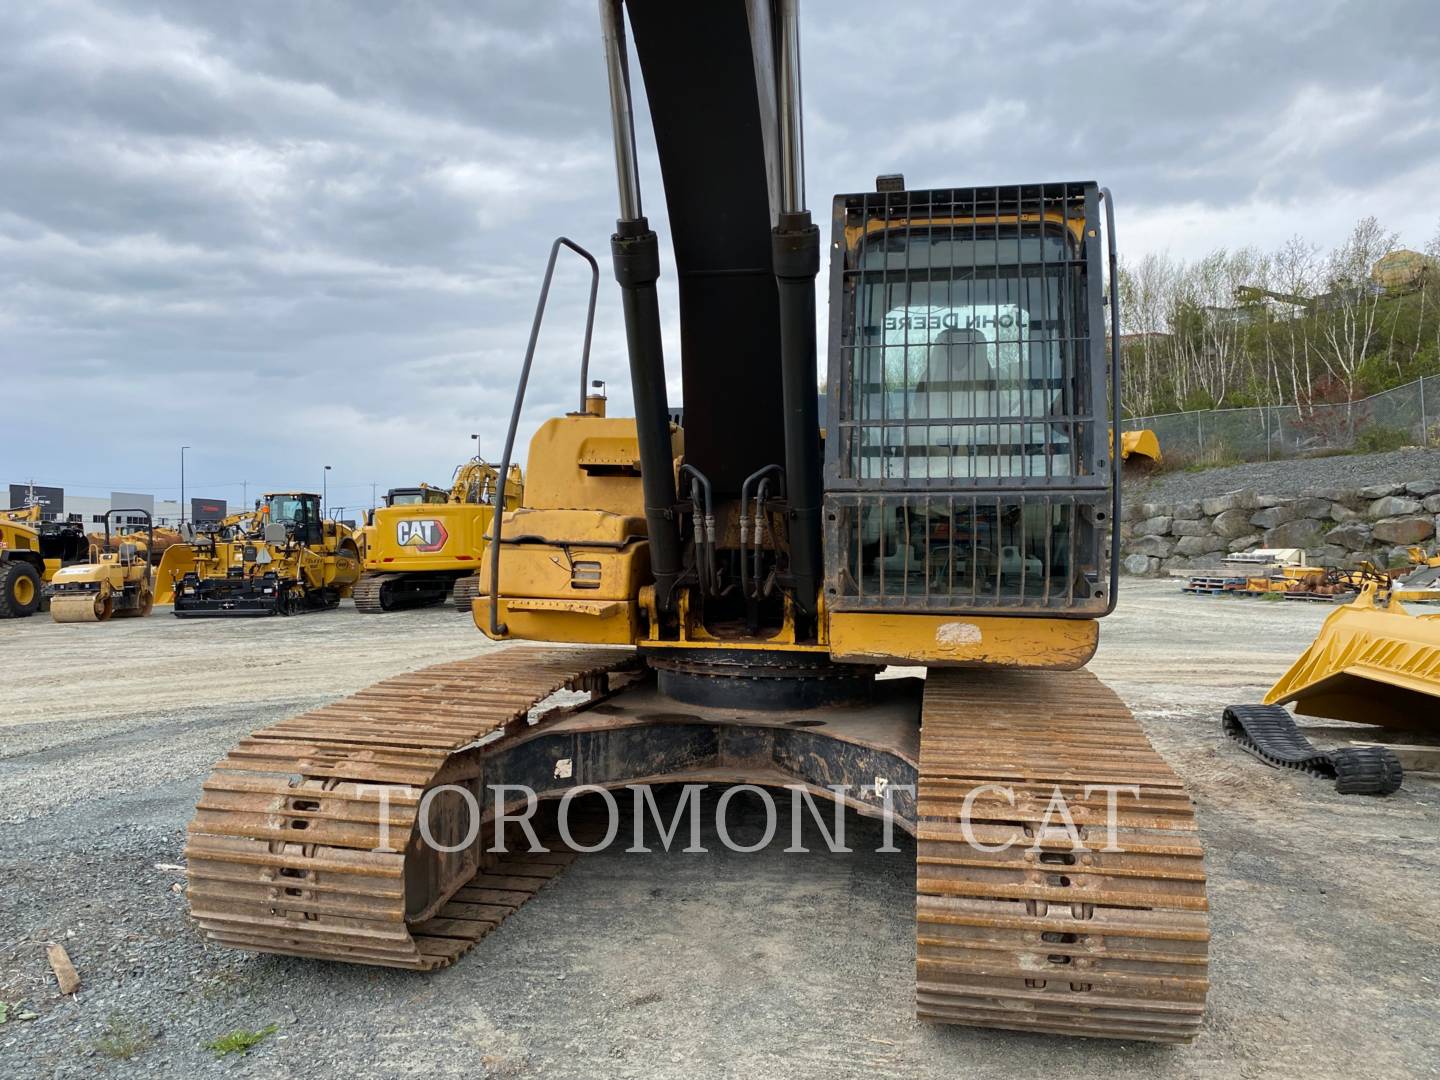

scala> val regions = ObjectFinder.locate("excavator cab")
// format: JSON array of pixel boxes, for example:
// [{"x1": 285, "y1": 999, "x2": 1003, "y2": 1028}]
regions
[
  {"x1": 385, "y1": 487, "x2": 448, "y2": 507},
  {"x1": 825, "y1": 183, "x2": 1114, "y2": 615}
]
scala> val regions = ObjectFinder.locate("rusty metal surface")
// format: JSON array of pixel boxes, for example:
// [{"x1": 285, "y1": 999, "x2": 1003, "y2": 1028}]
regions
[
  {"x1": 916, "y1": 668, "x2": 1210, "y2": 1042},
  {"x1": 185, "y1": 645, "x2": 638, "y2": 970}
]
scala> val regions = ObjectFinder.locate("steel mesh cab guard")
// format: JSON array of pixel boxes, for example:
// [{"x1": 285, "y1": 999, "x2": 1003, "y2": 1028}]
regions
[{"x1": 823, "y1": 182, "x2": 1119, "y2": 616}]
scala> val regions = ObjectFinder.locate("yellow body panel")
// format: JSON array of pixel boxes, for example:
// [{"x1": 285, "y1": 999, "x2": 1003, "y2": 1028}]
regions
[
  {"x1": 1263, "y1": 586, "x2": 1440, "y2": 730},
  {"x1": 480, "y1": 415, "x2": 680, "y2": 645},
  {"x1": 364, "y1": 502, "x2": 496, "y2": 574},
  {"x1": 827, "y1": 611, "x2": 1098, "y2": 669},
  {"x1": 522, "y1": 415, "x2": 680, "y2": 515}
]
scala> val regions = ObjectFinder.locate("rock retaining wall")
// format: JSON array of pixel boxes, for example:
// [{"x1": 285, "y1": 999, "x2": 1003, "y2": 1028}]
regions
[{"x1": 1119, "y1": 480, "x2": 1440, "y2": 576}]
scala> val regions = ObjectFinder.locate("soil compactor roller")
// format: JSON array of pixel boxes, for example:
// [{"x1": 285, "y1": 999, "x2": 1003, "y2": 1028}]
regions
[
  {"x1": 50, "y1": 509, "x2": 157, "y2": 623},
  {"x1": 354, "y1": 460, "x2": 522, "y2": 614},
  {"x1": 158, "y1": 492, "x2": 360, "y2": 616},
  {"x1": 185, "y1": 1, "x2": 1209, "y2": 1045}
]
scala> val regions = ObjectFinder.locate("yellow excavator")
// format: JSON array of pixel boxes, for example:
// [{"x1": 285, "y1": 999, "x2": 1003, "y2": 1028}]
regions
[
  {"x1": 0, "y1": 504, "x2": 87, "y2": 618},
  {"x1": 184, "y1": 2, "x2": 1208, "y2": 1044},
  {"x1": 50, "y1": 509, "x2": 157, "y2": 623},
  {"x1": 156, "y1": 492, "x2": 360, "y2": 616},
  {"x1": 353, "y1": 458, "x2": 523, "y2": 613}
]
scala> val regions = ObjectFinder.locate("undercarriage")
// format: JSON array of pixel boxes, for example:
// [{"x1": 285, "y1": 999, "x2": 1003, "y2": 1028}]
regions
[{"x1": 186, "y1": 644, "x2": 1208, "y2": 1042}]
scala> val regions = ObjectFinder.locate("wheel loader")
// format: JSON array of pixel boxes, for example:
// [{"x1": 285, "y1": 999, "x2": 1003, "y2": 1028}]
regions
[
  {"x1": 185, "y1": 2, "x2": 1210, "y2": 1044},
  {"x1": 158, "y1": 492, "x2": 360, "y2": 616},
  {"x1": 353, "y1": 459, "x2": 523, "y2": 613},
  {"x1": 50, "y1": 509, "x2": 156, "y2": 623},
  {"x1": 0, "y1": 505, "x2": 87, "y2": 618}
]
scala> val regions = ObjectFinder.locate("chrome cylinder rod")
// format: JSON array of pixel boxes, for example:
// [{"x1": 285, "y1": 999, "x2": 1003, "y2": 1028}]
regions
[
  {"x1": 776, "y1": 0, "x2": 806, "y2": 214},
  {"x1": 599, "y1": 0, "x2": 643, "y2": 221}
]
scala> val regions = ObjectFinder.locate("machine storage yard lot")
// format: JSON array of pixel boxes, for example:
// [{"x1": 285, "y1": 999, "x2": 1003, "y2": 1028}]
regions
[{"x1": 1, "y1": 582, "x2": 1436, "y2": 1079}]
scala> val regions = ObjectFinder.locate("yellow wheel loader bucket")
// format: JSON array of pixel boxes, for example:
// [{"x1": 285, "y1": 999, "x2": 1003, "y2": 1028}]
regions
[
  {"x1": 153, "y1": 544, "x2": 197, "y2": 606},
  {"x1": 1262, "y1": 586, "x2": 1440, "y2": 731}
]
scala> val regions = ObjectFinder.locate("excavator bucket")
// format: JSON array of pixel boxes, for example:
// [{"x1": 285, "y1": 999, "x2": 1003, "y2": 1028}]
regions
[
  {"x1": 153, "y1": 544, "x2": 197, "y2": 606},
  {"x1": 1261, "y1": 587, "x2": 1440, "y2": 732},
  {"x1": 1119, "y1": 428, "x2": 1162, "y2": 465}
]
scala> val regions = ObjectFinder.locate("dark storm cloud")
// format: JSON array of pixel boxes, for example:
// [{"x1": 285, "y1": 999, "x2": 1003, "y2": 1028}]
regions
[{"x1": 2, "y1": 0, "x2": 1437, "y2": 499}]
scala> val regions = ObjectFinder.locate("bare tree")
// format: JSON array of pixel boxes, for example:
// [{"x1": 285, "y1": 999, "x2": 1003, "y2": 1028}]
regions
[{"x1": 1316, "y1": 216, "x2": 1398, "y2": 407}]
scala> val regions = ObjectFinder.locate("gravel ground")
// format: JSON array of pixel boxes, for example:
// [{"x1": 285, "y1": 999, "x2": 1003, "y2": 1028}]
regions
[
  {"x1": 1, "y1": 590, "x2": 1438, "y2": 1079},
  {"x1": 1125, "y1": 446, "x2": 1440, "y2": 505}
]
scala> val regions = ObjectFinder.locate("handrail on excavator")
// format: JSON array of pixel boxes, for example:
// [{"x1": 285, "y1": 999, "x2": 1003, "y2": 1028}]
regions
[{"x1": 487, "y1": 236, "x2": 600, "y2": 636}]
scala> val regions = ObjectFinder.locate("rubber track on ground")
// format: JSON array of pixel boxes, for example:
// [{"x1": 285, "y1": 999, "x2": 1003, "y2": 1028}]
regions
[
  {"x1": 916, "y1": 668, "x2": 1210, "y2": 1042},
  {"x1": 185, "y1": 645, "x2": 639, "y2": 969},
  {"x1": 1222, "y1": 703, "x2": 1403, "y2": 795}
]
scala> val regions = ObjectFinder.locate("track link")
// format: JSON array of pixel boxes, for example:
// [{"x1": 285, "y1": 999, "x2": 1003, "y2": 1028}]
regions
[
  {"x1": 185, "y1": 645, "x2": 638, "y2": 969},
  {"x1": 453, "y1": 574, "x2": 480, "y2": 613},
  {"x1": 1222, "y1": 704, "x2": 1403, "y2": 795},
  {"x1": 917, "y1": 668, "x2": 1210, "y2": 1042},
  {"x1": 351, "y1": 574, "x2": 392, "y2": 614}
]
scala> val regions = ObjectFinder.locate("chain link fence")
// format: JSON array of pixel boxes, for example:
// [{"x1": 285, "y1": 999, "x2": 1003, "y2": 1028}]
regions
[{"x1": 1122, "y1": 374, "x2": 1440, "y2": 465}]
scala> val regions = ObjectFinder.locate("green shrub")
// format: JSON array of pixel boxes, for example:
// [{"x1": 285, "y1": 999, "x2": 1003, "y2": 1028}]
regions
[{"x1": 1354, "y1": 426, "x2": 1410, "y2": 453}]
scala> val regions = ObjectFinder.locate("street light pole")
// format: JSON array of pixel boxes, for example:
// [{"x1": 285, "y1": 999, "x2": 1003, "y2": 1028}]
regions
[
  {"x1": 323, "y1": 465, "x2": 332, "y2": 518},
  {"x1": 180, "y1": 445, "x2": 191, "y2": 525}
]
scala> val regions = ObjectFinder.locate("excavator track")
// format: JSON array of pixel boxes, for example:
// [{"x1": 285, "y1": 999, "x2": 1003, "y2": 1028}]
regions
[
  {"x1": 453, "y1": 574, "x2": 480, "y2": 613},
  {"x1": 185, "y1": 645, "x2": 638, "y2": 969},
  {"x1": 354, "y1": 572, "x2": 456, "y2": 614},
  {"x1": 916, "y1": 668, "x2": 1210, "y2": 1042},
  {"x1": 351, "y1": 574, "x2": 392, "y2": 614},
  {"x1": 1222, "y1": 703, "x2": 1403, "y2": 795}
]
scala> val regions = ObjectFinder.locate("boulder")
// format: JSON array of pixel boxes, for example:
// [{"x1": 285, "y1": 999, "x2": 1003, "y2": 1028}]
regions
[
  {"x1": 1324, "y1": 521, "x2": 1373, "y2": 551},
  {"x1": 1160, "y1": 555, "x2": 1193, "y2": 573},
  {"x1": 1371, "y1": 515, "x2": 1434, "y2": 545},
  {"x1": 1369, "y1": 495, "x2": 1423, "y2": 519},
  {"x1": 1127, "y1": 535, "x2": 1174, "y2": 558},
  {"x1": 1172, "y1": 500, "x2": 1203, "y2": 521},
  {"x1": 1263, "y1": 518, "x2": 1327, "y2": 549},
  {"x1": 1132, "y1": 516, "x2": 1172, "y2": 537},
  {"x1": 1249, "y1": 505, "x2": 1295, "y2": 530},
  {"x1": 1328, "y1": 503, "x2": 1362, "y2": 523},
  {"x1": 1174, "y1": 534, "x2": 1227, "y2": 557},
  {"x1": 1169, "y1": 519, "x2": 1210, "y2": 537},
  {"x1": 1211, "y1": 508, "x2": 1255, "y2": 538},
  {"x1": 1227, "y1": 533, "x2": 1261, "y2": 553},
  {"x1": 1404, "y1": 479, "x2": 1440, "y2": 497},
  {"x1": 1359, "y1": 483, "x2": 1402, "y2": 499},
  {"x1": 1201, "y1": 488, "x2": 1259, "y2": 517},
  {"x1": 1122, "y1": 553, "x2": 1157, "y2": 576},
  {"x1": 1387, "y1": 545, "x2": 1415, "y2": 567},
  {"x1": 1316, "y1": 545, "x2": 1350, "y2": 567},
  {"x1": 1291, "y1": 497, "x2": 1332, "y2": 520},
  {"x1": 1424, "y1": 494, "x2": 1440, "y2": 514},
  {"x1": 1305, "y1": 487, "x2": 1351, "y2": 502}
]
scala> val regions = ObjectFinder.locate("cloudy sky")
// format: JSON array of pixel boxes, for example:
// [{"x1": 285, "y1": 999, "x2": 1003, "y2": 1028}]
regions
[{"x1": 4, "y1": 0, "x2": 1438, "y2": 509}]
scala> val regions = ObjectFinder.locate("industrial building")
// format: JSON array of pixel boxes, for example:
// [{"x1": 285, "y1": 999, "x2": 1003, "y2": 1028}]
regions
[{"x1": 3, "y1": 483, "x2": 225, "y2": 526}]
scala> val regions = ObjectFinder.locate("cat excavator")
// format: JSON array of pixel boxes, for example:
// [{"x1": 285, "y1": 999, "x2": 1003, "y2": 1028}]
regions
[
  {"x1": 353, "y1": 458, "x2": 523, "y2": 613},
  {"x1": 185, "y1": 2, "x2": 1209, "y2": 1044}
]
